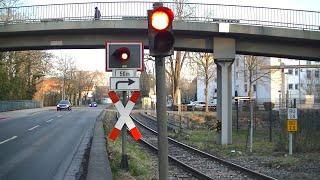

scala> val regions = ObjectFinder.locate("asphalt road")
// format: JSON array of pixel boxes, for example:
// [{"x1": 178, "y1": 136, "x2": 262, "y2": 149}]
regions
[{"x1": 0, "y1": 107, "x2": 103, "y2": 180}]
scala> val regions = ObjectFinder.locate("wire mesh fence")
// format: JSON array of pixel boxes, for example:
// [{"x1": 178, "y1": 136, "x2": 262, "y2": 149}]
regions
[
  {"x1": 0, "y1": 100, "x2": 40, "y2": 112},
  {"x1": 142, "y1": 96, "x2": 320, "y2": 152},
  {"x1": 0, "y1": 1, "x2": 319, "y2": 31},
  {"x1": 233, "y1": 98, "x2": 320, "y2": 152}
]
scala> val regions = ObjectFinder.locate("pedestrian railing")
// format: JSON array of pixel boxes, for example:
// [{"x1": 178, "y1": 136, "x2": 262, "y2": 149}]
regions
[
  {"x1": 0, "y1": 100, "x2": 40, "y2": 112},
  {"x1": 0, "y1": 1, "x2": 319, "y2": 31}
]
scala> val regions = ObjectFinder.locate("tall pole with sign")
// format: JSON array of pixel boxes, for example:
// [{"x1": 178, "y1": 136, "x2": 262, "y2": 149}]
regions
[
  {"x1": 106, "y1": 41, "x2": 143, "y2": 169},
  {"x1": 148, "y1": 3, "x2": 174, "y2": 180}
]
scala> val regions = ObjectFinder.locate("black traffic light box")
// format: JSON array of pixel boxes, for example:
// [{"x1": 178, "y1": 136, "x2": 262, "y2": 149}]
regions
[
  {"x1": 106, "y1": 42, "x2": 143, "y2": 71},
  {"x1": 148, "y1": 6, "x2": 174, "y2": 57}
]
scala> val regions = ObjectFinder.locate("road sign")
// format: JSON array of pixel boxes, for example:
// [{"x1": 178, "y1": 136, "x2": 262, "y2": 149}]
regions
[
  {"x1": 287, "y1": 108, "x2": 298, "y2": 119},
  {"x1": 110, "y1": 77, "x2": 140, "y2": 91},
  {"x1": 114, "y1": 69, "x2": 137, "y2": 77},
  {"x1": 108, "y1": 91, "x2": 142, "y2": 141},
  {"x1": 287, "y1": 119, "x2": 298, "y2": 132},
  {"x1": 106, "y1": 42, "x2": 143, "y2": 71}
]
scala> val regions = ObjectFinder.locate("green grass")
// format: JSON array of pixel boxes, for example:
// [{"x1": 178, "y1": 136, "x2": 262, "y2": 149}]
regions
[
  {"x1": 104, "y1": 110, "x2": 156, "y2": 180},
  {"x1": 107, "y1": 136, "x2": 157, "y2": 180},
  {"x1": 173, "y1": 128, "x2": 279, "y2": 157}
]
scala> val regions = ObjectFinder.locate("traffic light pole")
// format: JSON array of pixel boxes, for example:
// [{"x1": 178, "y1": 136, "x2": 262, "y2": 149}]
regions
[{"x1": 155, "y1": 56, "x2": 168, "y2": 180}]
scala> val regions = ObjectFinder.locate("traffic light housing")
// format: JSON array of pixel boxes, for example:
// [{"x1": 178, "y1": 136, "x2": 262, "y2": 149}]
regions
[
  {"x1": 112, "y1": 47, "x2": 130, "y2": 64},
  {"x1": 105, "y1": 42, "x2": 143, "y2": 71},
  {"x1": 148, "y1": 6, "x2": 174, "y2": 57}
]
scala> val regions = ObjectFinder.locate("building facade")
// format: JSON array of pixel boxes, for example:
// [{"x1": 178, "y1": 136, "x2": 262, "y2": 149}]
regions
[{"x1": 197, "y1": 56, "x2": 320, "y2": 106}]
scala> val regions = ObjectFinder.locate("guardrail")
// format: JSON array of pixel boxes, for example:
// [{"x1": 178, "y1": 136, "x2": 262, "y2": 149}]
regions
[
  {"x1": 0, "y1": 1, "x2": 319, "y2": 31},
  {"x1": 0, "y1": 100, "x2": 40, "y2": 112}
]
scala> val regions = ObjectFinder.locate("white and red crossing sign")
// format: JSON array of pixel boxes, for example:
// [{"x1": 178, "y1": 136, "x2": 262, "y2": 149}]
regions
[{"x1": 108, "y1": 91, "x2": 142, "y2": 141}]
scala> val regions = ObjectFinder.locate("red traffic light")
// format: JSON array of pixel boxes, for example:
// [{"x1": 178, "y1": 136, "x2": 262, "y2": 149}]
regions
[
  {"x1": 113, "y1": 47, "x2": 130, "y2": 62},
  {"x1": 149, "y1": 7, "x2": 174, "y2": 31}
]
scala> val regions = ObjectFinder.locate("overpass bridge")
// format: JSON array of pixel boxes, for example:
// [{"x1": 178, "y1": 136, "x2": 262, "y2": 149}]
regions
[{"x1": 0, "y1": 1, "x2": 319, "y2": 144}]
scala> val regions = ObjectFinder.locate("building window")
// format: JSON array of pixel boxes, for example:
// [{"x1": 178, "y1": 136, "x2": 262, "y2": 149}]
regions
[
  {"x1": 244, "y1": 84, "x2": 247, "y2": 93},
  {"x1": 288, "y1": 69, "x2": 293, "y2": 75},
  {"x1": 295, "y1": 69, "x2": 299, "y2": 75},
  {"x1": 315, "y1": 70, "x2": 319, "y2": 78},
  {"x1": 236, "y1": 72, "x2": 239, "y2": 78},
  {"x1": 288, "y1": 84, "x2": 293, "y2": 90},
  {"x1": 307, "y1": 61, "x2": 311, "y2": 65},
  {"x1": 236, "y1": 60, "x2": 239, "y2": 67},
  {"x1": 295, "y1": 84, "x2": 298, "y2": 90},
  {"x1": 253, "y1": 84, "x2": 256, "y2": 92},
  {"x1": 307, "y1": 70, "x2": 312, "y2": 79}
]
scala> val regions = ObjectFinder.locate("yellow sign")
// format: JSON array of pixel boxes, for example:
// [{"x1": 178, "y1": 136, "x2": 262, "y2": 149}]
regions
[{"x1": 287, "y1": 120, "x2": 298, "y2": 132}]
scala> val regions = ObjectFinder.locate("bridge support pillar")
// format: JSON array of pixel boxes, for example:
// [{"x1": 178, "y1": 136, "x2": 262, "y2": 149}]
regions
[{"x1": 214, "y1": 37, "x2": 235, "y2": 145}]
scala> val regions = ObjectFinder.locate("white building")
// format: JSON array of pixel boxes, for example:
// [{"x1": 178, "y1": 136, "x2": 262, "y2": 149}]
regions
[{"x1": 197, "y1": 55, "x2": 320, "y2": 106}]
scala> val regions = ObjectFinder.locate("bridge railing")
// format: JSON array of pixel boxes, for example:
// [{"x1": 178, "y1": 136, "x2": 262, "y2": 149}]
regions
[{"x1": 0, "y1": 1, "x2": 319, "y2": 31}]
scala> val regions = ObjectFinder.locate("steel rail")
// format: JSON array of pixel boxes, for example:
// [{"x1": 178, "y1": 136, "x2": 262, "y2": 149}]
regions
[{"x1": 131, "y1": 113, "x2": 277, "y2": 180}]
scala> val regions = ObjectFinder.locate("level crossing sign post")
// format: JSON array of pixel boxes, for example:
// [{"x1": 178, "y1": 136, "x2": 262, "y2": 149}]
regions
[
  {"x1": 106, "y1": 41, "x2": 143, "y2": 170},
  {"x1": 287, "y1": 107, "x2": 298, "y2": 155}
]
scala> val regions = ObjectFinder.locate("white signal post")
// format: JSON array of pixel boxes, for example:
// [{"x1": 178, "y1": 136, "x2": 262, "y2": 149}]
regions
[{"x1": 287, "y1": 107, "x2": 298, "y2": 155}]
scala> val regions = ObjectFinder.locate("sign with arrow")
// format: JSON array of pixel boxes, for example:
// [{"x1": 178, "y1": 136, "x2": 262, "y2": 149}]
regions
[{"x1": 110, "y1": 77, "x2": 140, "y2": 91}]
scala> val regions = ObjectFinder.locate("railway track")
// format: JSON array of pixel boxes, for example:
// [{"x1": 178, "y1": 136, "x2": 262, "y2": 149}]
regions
[{"x1": 131, "y1": 112, "x2": 277, "y2": 180}]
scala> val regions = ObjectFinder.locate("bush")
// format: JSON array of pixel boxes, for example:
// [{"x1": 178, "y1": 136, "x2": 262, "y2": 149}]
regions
[{"x1": 263, "y1": 102, "x2": 275, "y2": 110}]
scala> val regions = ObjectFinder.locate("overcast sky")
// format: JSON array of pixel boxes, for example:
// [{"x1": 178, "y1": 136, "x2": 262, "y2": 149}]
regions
[{"x1": 23, "y1": 0, "x2": 320, "y2": 71}]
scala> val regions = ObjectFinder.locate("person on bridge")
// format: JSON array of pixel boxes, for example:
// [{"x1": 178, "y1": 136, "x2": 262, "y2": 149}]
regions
[{"x1": 94, "y1": 7, "x2": 101, "y2": 20}]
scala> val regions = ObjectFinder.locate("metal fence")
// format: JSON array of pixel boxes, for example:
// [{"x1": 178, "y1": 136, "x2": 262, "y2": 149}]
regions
[
  {"x1": 0, "y1": 1, "x2": 319, "y2": 31},
  {"x1": 0, "y1": 100, "x2": 40, "y2": 112}
]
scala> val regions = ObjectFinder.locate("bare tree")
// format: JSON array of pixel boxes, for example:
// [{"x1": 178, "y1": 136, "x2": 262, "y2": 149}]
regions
[
  {"x1": 237, "y1": 55, "x2": 272, "y2": 152},
  {"x1": 189, "y1": 52, "x2": 216, "y2": 112},
  {"x1": 165, "y1": 0, "x2": 195, "y2": 107}
]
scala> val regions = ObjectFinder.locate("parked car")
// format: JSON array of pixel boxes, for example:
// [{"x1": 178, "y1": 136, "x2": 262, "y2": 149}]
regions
[
  {"x1": 208, "y1": 99, "x2": 217, "y2": 111},
  {"x1": 194, "y1": 101, "x2": 206, "y2": 111},
  {"x1": 187, "y1": 101, "x2": 206, "y2": 111},
  {"x1": 57, "y1": 100, "x2": 72, "y2": 111},
  {"x1": 89, "y1": 102, "x2": 98, "y2": 107}
]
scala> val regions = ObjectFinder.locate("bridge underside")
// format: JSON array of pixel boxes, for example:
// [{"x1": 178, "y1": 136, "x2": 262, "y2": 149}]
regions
[{"x1": 0, "y1": 20, "x2": 319, "y2": 60}]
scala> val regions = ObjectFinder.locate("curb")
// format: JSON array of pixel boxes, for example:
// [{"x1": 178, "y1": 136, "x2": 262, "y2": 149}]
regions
[{"x1": 87, "y1": 110, "x2": 113, "y2": 180}]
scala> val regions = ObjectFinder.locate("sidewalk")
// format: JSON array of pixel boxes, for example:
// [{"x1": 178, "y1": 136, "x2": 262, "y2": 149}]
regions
[{"x1": 87, "y1": 110, "x2": 113, "y2": 180}]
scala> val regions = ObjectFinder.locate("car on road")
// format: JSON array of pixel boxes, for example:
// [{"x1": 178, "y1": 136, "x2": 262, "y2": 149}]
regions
[
  {"x1": 57, "y1": 100, "x2": 72, "y2": 111},
  {"x1": 89, "y1": 102, "x2": 97, "y2": 107}
]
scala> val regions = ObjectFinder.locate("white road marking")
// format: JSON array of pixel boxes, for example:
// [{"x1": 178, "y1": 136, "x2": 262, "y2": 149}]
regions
[
  {"x1": 46, "y1": 119, "x2": 54, "y2": 123},
  {"x1": 28, "y1": 125, "x2": 40, "y2": 131},
  {"x1": 0, "y1": 136, "x2": 18, "y2": 145},
  {"x1": 57, "y1": 115, "x2": 62, "y2": 118}
]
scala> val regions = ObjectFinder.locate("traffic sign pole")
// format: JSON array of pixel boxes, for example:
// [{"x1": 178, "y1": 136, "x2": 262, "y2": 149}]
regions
[
  {"x1": 287, "y1": 106, "x2": 298, "y2": 155},
  {"x1": 120, "y1": 91, "x2": 129, "y2": 170}
]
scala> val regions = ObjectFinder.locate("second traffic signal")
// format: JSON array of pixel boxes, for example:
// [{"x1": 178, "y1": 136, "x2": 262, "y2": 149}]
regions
[{"x1": 148, "y1": 6, "x2": 174, "y2": 57}]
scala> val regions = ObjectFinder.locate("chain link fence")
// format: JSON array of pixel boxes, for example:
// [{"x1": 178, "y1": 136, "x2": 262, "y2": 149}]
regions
[
  {"x1": 233, "y1": 98, "x2": 320, "y2": 152},
  {"x1": 0, "y1": 100, "x2": 40, "y2": 112}
]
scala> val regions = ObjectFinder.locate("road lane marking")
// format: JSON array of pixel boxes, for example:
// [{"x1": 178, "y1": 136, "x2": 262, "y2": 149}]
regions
[
  {"x1": 0, "y1": 136, "x2": 18, "y2": 145},
  {"x1": 46, "y1": 119, "x2": 54, "y2": 123},
  {"x1": 28, "y1": 125, "x2": 40, "y2": 131},
  {"x1": 57, "y1": 115, "x2": 62, "y2": 118}
]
